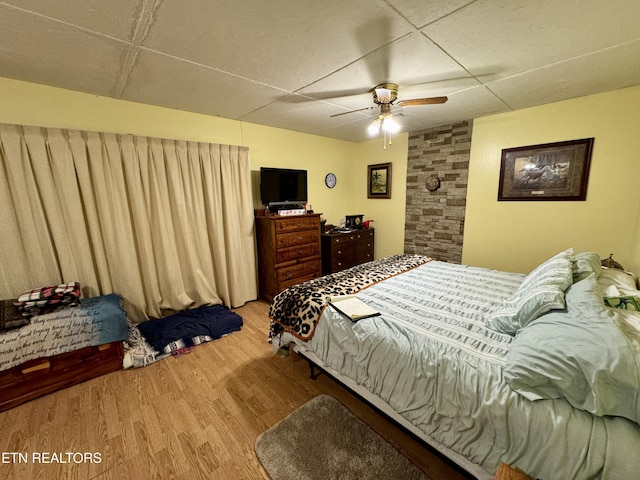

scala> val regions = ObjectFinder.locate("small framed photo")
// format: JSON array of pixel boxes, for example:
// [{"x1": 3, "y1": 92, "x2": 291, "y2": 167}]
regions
[
  {"x1": 498, "y1": 138, "x2": 594, "y2": 201},
  {"x1": 368, "y1": 162, "x2": 392, "y2": 199}
]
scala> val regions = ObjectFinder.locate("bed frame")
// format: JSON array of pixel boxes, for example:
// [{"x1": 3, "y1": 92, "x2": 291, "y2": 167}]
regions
[
  {"x1": 293, "y1": 345, "x2": 532, "y2": 480},
  {"x1": 0, "y1": 340, "x2": 123, "y2": 412}
]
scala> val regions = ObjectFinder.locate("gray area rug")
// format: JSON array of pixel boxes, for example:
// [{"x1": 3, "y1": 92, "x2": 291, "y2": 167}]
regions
[{"x1": 255, "y1": 394, "x2": 431, "y2": 480}]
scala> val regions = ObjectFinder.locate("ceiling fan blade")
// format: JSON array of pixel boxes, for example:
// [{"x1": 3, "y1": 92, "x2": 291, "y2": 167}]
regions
[
  {"x1": 329, "y1": 106, "x2": 375, "y2": 118},
  {"x1": 398, "y1": 96, "x2": 448, "y2": 107}
]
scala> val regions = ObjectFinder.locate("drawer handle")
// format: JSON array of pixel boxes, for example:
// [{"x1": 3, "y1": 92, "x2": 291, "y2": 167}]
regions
[
  {"x1": 284, "y1": 271, "x2": 292, "y2": 278},
  {"x1": 337, "y1": 250, "x2": 341, "y2": 254},
  {"x1": 296, "y1": 235, "x2": 303, "y2": 241},
  {"x1": 296, "y1": 249, "x2": 304, "y2": 255}
]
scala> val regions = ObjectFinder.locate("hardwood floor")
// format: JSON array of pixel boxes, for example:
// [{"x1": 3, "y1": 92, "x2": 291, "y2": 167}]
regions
[{"x1": 0, "y1": 300, "x2": 474, "y2": 480}]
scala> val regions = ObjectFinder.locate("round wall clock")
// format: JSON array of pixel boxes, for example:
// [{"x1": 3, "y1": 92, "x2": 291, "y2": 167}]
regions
[
  {"x1": 425, "y1": 175, "x2": 441, "y2": 191},
  {"x1": 325, "y1": 173, "x2": 337, "y2": 188}
]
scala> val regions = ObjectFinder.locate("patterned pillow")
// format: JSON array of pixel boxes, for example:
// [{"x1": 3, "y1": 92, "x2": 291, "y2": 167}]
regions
[{"x1": 486, "y1": 249, "x2": 574, "y2": 335}]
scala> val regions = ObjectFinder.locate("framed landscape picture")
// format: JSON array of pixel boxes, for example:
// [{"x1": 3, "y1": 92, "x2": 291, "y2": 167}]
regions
[
  {"x1": 498, "y1": 138, "x2": 594, "y2": 201},
  {"x1": 368, "y1": 162, "x2": 392, "y2": 199}
]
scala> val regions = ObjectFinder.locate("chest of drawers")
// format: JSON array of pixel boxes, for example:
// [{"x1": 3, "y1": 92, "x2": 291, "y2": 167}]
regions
[
  {"x1": 256, "y1": 214, "x2": 322, "y2": 302},
  {"x1": 321, "y1": 228, "x2": 375, "y2": 274}
]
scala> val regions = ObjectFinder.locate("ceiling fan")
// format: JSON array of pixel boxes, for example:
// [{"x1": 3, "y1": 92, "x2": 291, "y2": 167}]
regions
[{"x1": 330, "y1": 83, "x2": 447, "y2": 139}]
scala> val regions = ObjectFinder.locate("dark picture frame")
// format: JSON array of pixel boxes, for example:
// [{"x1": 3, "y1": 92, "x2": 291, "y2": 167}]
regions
[
  {"x1": 367, "y1": 162, "x2": 392, "y2": 199},
  {"x1": 498, "y1": 138, "x2": 594, "y2": 201}
]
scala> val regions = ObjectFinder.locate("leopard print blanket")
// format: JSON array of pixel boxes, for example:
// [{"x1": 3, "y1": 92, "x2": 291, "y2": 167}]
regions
[{"x1": 269, "y1": 254, "x2": 431, "y2": 341}]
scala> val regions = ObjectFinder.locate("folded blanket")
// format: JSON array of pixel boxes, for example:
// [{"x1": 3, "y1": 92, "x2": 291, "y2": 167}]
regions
[
  {"x1": 0, "y1": 299, "x2": 29, "y2": 331},
  {"x1": 14, "y1": 282, "x2": 81, "y2": 317}
]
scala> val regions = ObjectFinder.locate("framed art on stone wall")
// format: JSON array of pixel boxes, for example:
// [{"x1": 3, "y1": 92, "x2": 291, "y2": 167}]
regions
[
  {"x1": 368, "y1": 162, "x2": 392, "y2": 199},
  {"x1": 498, "y1": 138, "x2": 594, "y2": 201}
]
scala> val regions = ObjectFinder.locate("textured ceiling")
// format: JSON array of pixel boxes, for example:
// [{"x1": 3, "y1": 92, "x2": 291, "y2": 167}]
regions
[{"x1": 1, "y1": 0, "x2": 639, "y2": 142}]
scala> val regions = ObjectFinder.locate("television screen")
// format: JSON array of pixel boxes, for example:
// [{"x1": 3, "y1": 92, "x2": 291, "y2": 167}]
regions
[{"x1": 260, "y1": 167, "x2": 308, "y2": 206}]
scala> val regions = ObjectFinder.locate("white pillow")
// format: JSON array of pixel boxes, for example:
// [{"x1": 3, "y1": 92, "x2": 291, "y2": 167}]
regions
[{"x1": 598, "y1": 268, "x2": 638, "y2": 295}]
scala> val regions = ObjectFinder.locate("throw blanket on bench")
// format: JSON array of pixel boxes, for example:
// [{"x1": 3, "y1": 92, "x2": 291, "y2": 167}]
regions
[
  {"x1": 0, "y1": 293, "x2": 129, "y2": 372},
  {"x1": 269, "y1": 254, "x2": 431, "y2": 341}
]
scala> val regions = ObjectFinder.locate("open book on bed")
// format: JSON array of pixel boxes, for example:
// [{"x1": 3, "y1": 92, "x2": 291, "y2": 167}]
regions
[{"x1": 327, "y1": 295, "x2": 380, "y2": 322}]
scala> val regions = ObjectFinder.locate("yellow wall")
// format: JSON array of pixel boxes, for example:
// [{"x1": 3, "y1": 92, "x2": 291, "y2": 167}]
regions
[
  {"x1": 9, "y1": 76, "x2": 637, "y2": 276},
  {"x1": 0, "y1": 77, "x2": 407, "y2": 260},
  {"x1": 353, "y1": 135, "x2": 409, "y2": 258},
  {"x1": 463, "y1": 86, "x2": 640, "y2": 275}
]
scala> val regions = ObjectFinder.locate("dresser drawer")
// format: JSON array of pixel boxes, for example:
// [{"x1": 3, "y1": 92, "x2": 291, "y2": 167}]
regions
[
  {"x1": 274, "y1": 216, "x2": 319, "y2": 233},
  {"x1": 331, "y1": 234, "x2": 355, "y2": 245},
  {"x1": 277, "y1": 259, "x2": 321, "y2": 284},
  {"x1": 276, "y1": 242, "x2": 320, "y2": 263},
  {"x1": 354, "y1": 230, "x2": 374, "y2": 241},
  {"x1": 276, "y1": 230, "x2": 319, "y2": 248}
]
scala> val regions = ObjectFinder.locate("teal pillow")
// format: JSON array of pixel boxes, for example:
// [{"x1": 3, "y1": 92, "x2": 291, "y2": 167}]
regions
[
  {"x1": 486, "y1": 249, "x2": 574, "y2": 335},
  {"x1": 572, "y1": 251, "x2": 602, "y2": 283},
  {"x1": 504, "y1": 274, "x2": 640, "y2": 423}
]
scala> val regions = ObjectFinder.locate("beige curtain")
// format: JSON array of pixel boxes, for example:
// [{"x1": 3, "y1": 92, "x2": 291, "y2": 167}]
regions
[{"x1": 0, "y1": 123, "x2": 257, "y2": 320}]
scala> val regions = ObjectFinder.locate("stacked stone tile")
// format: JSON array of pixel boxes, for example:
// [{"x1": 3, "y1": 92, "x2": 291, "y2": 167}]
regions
[{"x1": 404, "y1": 120, "x2": 472, "y2": 263}]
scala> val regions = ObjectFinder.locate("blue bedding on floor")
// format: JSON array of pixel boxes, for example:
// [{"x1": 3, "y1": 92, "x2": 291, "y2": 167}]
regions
[{"x1": 137, "y1": 304, "x2": 243, "y2": 352}]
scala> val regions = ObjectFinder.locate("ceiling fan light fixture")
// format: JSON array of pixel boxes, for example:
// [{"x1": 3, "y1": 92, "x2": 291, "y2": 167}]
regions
[
  {"x1": 367, "y1": 116, "x2": 382, "y2": 136},
  {"x1": 381, "y1": 114, "x2": 400, "y2": 134},
  {"x1": 374, "y1": 88, "x2": 393, "y2": 104}
]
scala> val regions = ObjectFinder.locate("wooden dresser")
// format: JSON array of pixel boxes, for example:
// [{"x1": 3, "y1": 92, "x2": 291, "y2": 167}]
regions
[
  {"x1": 321, "y1": 228, "x2": 375, "y2": 274},
  {"x1": 256, "y1": 213, "x2": 322, "y2": 302}
]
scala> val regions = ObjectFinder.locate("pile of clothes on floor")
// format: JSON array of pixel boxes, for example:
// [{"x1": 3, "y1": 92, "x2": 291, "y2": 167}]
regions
[{"x1": 124, "y1": 304, "x2": 243, "y2": 369}]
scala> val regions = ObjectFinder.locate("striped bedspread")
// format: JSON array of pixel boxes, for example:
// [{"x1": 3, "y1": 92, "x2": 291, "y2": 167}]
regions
[{"x1": 355, "y1": 260, "x2": 524, "y2": 364}]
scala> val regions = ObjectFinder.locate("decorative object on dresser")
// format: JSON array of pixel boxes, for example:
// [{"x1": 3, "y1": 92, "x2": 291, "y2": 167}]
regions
[
  {"x1": 344, "y1": 214, "x2": 364, "y2": 230},
  {"x1": 321, "y1": 228, "x2": 374, "y2": 274},
  {"x1": 256, "y1": 213, "x2": 322, "y2": 302}
]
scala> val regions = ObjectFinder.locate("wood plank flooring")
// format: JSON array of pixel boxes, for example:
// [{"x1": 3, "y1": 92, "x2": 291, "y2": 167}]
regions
[{"x1": 0, "y1": 300, "x2": 474, "y2": 480}]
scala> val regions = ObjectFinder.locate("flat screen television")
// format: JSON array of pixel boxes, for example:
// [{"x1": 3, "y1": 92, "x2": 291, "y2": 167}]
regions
[{"x1": 260, "y1": 167, "x2": 308, "y2": 206}]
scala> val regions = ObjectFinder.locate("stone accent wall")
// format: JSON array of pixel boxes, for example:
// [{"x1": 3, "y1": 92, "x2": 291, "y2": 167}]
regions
[{"x1": 404, "y1": 120, "x2": 473, "y2": 263}]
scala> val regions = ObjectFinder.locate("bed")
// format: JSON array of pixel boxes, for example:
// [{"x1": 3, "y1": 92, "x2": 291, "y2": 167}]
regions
[
  {"x1": 269, "y1": 250, "x2": 640, "y2": 480},
  {"x1": 0, "y1": 293, "x2": 129, "y2": 411}
]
